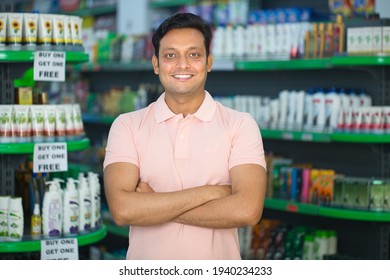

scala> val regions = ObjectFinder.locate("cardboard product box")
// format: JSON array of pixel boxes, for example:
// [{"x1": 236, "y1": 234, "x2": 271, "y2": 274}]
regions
[
  {"x1": 318, "y1": 169, "x2": 336, "y2": 206},
  {"x1": 290, "y1": 167, "x2": 302, "y2": 202},
  {"x1": 369, "y1": 179, "x2": 386, "y2": 211},
  {"x1": 383, "y1": 180, "x2": 390, "y2": 211},
  {"x1": 309, "y1": 169, "x2": 321, "y2": 205},
  {"x1": 331, "y1": 175, "x2": 345, "y2": 208},
  {"x1": 354, "y1": 178, "x2": 371, "y2": 210},
  {"x1": 343, "y1": 177, "x2": 370, "y2": 209},
  {"x1": 279, "y1": 166, "x2": 293, "y2": 200},
  {"x1": 383, "y1": 26, "x2": 390, "y2": 53},
  {"x1": 267, "y1": 157, "x2": 292, "y2": 199}
]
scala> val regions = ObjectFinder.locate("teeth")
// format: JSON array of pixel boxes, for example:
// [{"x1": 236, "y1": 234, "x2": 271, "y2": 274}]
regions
[{"x1": 174, "y1": 74, "x2": 191, "y2": 78}]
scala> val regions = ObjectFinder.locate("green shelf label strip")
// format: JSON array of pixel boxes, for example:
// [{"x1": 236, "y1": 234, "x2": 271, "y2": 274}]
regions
[
  {"x1": 0, "y1": 138, "x2": 90, "y2": 154},
  {"x1": 264, "y1": 198, "x2": 390, "y2": 222},
  {"x1": 0, "y1": 225, "x2": 107, "y2": 253},
  {"x1": 0, "y1": 51, "x2": 89, "y2": 63}
]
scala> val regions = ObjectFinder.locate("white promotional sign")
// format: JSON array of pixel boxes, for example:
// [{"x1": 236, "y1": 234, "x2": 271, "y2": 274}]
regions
[
  {"x1": 34, "y1": 51, "x2": 66, "y2": 81},
  {"x1": 33, "y1": 142, "x2": 68, "y2": 173},
  {"x1": 41, "y1": 238, "x2": 79, "y2": 260}
]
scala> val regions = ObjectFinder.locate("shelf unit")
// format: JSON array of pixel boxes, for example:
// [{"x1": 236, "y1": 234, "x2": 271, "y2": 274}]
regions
[{"x1": 0, "y1": 1, "x2": 108, "y2": 257}]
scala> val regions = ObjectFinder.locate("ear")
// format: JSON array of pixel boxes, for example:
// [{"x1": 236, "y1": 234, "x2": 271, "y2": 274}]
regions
[
  {"x1": 152, "y1": 55, "x2": 159, "y2": 75},
  {"x1": 207, "y1": 54, "x2": 213, "y2": 72}
]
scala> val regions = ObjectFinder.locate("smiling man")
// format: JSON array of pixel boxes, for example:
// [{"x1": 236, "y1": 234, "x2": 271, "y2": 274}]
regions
[{"x1": 103, "y1": 12, "x2": 267, "y2": 260}]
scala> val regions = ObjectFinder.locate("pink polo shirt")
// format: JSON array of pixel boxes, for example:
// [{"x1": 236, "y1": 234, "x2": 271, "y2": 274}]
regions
[{"x1": 103, "y1": 91, "x2": 266, "y2": 260}]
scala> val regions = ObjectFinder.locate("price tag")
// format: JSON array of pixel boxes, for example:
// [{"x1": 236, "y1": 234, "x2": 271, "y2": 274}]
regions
[
  {"x1": 286, "y1": 204, "x2": 298, "y2": 212},
  {"x1": 301, "y1": 133, "x2": 313, "y2": 141},
  {"x1": 34, "y1": 51, "x2": 66, "y2": 81},
  {"x1": 41, "y1": 238, "x2": 79, "y2": 260},
  {"x1": 282, "y1": 132, "x2": 294, "y2": 140},
  {"x1": 33, "y1": 142, "x2": 68, "y2": 173}
]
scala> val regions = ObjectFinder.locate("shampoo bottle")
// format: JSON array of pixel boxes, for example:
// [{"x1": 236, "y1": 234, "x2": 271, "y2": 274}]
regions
[
  {"x1": 63, "y1": 178, "x2": 80, "y2": 236},
  {"x1": 42, "y1": 180, "x2": 63, "y2": 237}
]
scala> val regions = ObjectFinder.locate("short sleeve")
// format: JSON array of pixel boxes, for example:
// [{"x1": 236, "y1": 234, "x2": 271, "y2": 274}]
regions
[
  {"x1": 103, "y1": 113, "x2": 139, "y2": 170},
  {"x1": 229, "y1": 114, "x2": 266, "y2": 170}
]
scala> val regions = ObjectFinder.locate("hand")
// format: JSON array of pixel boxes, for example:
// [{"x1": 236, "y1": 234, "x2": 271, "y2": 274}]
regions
[{"x1": 136, "y1": 181, "x2": 155, "y2": 193}]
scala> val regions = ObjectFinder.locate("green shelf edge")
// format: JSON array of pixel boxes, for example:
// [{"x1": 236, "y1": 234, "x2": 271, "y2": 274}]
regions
[
  {"x1": 61, "y1": 4, "x2": 116, "y2": 17},
  {"x1": 0, "y1": 225, "x2": 107, "y2": 253},
  {"x1": 0, "y1": 50, "x2": 89, "y2": 63},
  {"x1": 70, "y1": 61, "x2": 152, "y2": 72},
  {"x1": 331, "y1": 55, "x2": 390, "y2": 66},
  {"x1": 261, "y1": 129, "x2": 331, "y2": 142},
  {"x1": 0, "y1": 138, "x2": 90, "y2": 154},
  {"x1": 235, "y1": 58, "x2": 332, "y2": 71},
  {"x1": 330, "y1": 132, "x2": 390, "y2": 143},
  {"x1": 260, "y1": 129, "x2": 390, "y2": 143},
  {"x1": 149, "y1": 0, "x2": 196, "y2": 8},
  {"x1": 264, "y1": 198, "x2": 390, "y2": 222},
  {"x1": 105, "y1": 222, "x2": 129, "y2": 238},
  {"x1": 82, "y1": 114, "x2": 116, "y2": 124}
]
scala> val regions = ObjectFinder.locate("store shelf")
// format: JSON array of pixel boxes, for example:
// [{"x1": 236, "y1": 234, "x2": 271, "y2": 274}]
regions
[
  {"x1": 0, "y1": 138, "x2": 90, "y2": 154},
  {"x1": 82, "y1": 114, "x2": 117, "y2": 124},
  {"x1": 60, "y1": 4, "x2": 116, "y2": 17},
  {"x1": 0, "y1": 225, "x2": 107, "y2": 253},
  {"x1": 236, "y1": 58, "x2": 333, "y2": 71},
  {"x1": 331, "y1": 55, "x2": 390, "y2": 66},
  {"x1": 235, "y1": 55, "x2": 390, "y2": 71},
  {"x1": 70, "y1": 61, "x2": 152, "y2": 72},
  {"x1": 330, "y1": 132, "x2": 390, "y2": 143},
  {"x1": 0, "y1": 50, "x2": 89, "y2": 63},
  {"x1": 260, "y1": 129, "x2": 390, "y2": 143},
  {"x1": 261, "y1": 129, "x2": 332, "y2": 142},
  {"x1": 149, "y1": 0, "x2": 196, "y2": 9},
  {"x1": 264, "y1": 198, "x2": 390, "y2": 222}
]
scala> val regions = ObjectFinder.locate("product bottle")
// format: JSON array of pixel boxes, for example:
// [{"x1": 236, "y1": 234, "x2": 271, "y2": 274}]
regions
[
  {"x1": 8, "y1": 197, "x2": 24, "y2": 241},
  {"x1": 31, "y1": 203, "x2": 42, "y2": 238},
  {"x1": 42, "y1": 180, "x2": 63, "y2": 237},
  {"x1": 78, "y1": 176, "x2": 92, "y2": 231},
  {"x1": 333, "y1": 14, "x2": 345, "y2": 54},
  {"x1": 63, "y1": 178, "x2": 80, "y2": 236},
  {"x1": 324, "y1": 22, "x2": 334, "y2": 57},
  {"x1": 316, "y1": 23, "x2": 325, "y2": 58},
  {"x1": 88, "y1": 172, "x2": 100, "y2": 229},
  {"x1": 0, "y1": 196, "x2": 10, "y2": 241}
]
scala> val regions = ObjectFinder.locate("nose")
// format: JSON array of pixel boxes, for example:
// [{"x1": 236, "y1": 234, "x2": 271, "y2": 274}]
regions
[{"x1": 176, "y1": 56, "x2": 189, "y2": 68}]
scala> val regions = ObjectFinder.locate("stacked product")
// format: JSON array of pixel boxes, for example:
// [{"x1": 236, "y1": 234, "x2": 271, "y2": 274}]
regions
[
  {"x1": 0, "y1": 12, "x2": 83, "y2": 51},
  {"x1": 0, "y1": 103, "x2": 85, "y2": 143}
]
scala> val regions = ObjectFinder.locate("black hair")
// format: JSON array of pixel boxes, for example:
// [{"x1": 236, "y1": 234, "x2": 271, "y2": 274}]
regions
[{"x1": 152, "y1": 12, "x2": 212, "y2": 58}]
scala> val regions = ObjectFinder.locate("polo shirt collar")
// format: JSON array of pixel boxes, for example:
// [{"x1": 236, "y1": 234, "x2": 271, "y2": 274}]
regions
[{"x1": 154, "y1": 91, "x2": 216, "y2": 123}]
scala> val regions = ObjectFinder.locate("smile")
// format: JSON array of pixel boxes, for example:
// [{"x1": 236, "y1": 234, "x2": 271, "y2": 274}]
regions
[{"x1": 172, "y1": 74, "x2": 193, "y2": 79}]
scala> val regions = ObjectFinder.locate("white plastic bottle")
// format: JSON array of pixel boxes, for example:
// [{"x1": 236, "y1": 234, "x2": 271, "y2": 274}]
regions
[
  {"x1": 42, "y1": 180, "x2": 63, "y2": 237},
  {"x1": 8, "y1": 197, "x2": 24, "y2": 241},
  {"x1": 63, "y1": 178, "x2": 80, "y2": 236},
  {"x1": 78, "y1": 176, "x2": 92, "y2": 231},
  {"x1": 0, "y1": 196, "x2": 10, "y2": 241},
  {"x1": 88, "y1": 172, "x2": 101, "y2": 229}
]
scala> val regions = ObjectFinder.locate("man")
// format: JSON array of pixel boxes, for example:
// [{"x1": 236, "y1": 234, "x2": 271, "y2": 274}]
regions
[{"x1": 103, "y1": 12, "x2": 267, "y2": 260}]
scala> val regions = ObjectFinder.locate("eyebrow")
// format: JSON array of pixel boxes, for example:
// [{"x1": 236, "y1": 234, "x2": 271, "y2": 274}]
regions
[{"x1": 161, "y1": 46, "x2": 203, "y2": 52}]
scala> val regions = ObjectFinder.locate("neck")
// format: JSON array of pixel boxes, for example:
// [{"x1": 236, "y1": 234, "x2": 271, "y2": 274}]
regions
[{"x1": 165, "y1": 91, "x2": 205, "y2": 117}]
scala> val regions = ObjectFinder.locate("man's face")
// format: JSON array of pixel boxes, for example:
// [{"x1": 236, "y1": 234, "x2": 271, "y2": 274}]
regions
[{"x1": 152, "y1": 28, "x2": 213, "y2": 98}]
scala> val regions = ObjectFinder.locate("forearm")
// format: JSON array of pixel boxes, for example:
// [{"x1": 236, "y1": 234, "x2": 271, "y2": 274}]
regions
[
  {"x1": 174, "y1": 192, "x2": 264, "y2": 228},
  {"x1": 109, "y1": 186, "x2": 220, "y2": 226}
]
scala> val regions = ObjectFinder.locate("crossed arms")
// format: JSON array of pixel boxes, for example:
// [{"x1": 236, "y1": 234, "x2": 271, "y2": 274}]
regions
[{"x1": 104, "y1": 162, "x2": 266, "y2": 229}]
